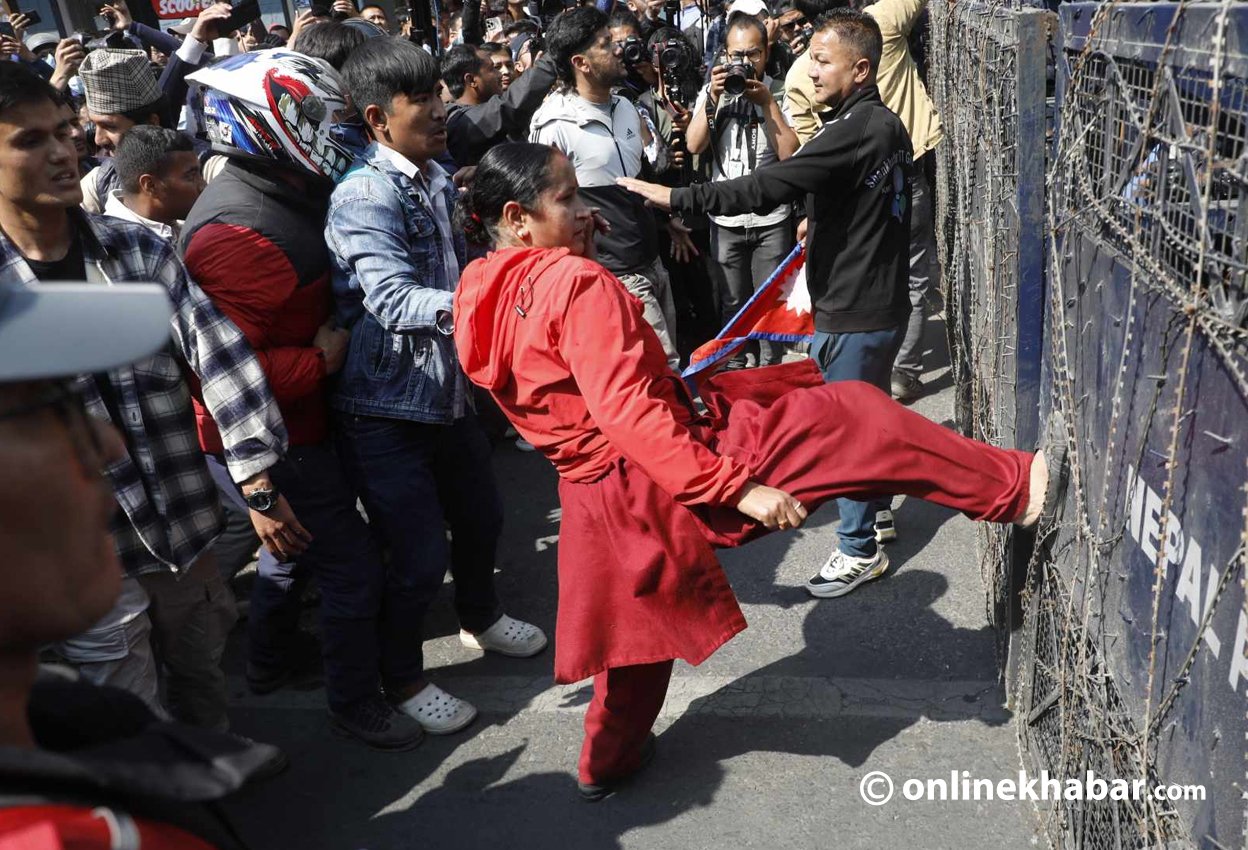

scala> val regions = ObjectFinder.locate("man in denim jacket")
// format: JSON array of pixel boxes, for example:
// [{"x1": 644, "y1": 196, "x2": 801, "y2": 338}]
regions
[{"x1": 326, "y1": 38, "x2": 547, "y2": 736}]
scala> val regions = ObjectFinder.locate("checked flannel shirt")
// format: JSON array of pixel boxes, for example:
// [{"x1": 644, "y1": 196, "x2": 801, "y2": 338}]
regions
[{"x1": 0, "y1": 209, "x2": 288, "y2": 577}]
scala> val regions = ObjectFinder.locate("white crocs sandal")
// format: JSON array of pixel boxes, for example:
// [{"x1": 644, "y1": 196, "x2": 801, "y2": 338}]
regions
[
  {"x1": 395, "y1": 684, "x2": 477, "y2": 735},
  {"x1": 460, "y1": 614, "x2": 548, "y2": 658}
]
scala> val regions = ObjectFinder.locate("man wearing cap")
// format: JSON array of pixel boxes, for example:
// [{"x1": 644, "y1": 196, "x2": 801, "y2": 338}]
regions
[
  {"x1": 0, "y1": 61, "x2": 303, "y2": 740},
  {"x1": 0, "y1": 190, "x2": 277, "y2": 850},
  {"x1": 77, "y1": 48, "x2": 170, "y2": 214}
]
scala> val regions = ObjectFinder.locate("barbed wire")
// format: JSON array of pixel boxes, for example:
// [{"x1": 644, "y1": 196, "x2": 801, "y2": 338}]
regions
[{"x1": 931, "y1": 0, "x2": 1248, "y2": 846}]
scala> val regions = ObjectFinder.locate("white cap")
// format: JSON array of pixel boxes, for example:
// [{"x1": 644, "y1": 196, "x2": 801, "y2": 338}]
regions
[
  {"x1": 729, "y1": 0, "x2": 768, "y2": 16},
  {"x1": 0, "y1": 280, "x2": 171, "y2": 382}
]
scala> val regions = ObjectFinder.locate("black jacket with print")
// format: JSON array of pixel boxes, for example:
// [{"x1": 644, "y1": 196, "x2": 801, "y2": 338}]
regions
[{"x1": 671, "y1": 84, "x2": 913, "y2": 334}]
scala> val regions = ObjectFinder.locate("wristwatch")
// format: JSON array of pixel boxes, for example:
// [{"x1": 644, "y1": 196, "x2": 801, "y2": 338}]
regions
[{"x1": 244, "y1": 486, "x2": 281, "y2": 513}]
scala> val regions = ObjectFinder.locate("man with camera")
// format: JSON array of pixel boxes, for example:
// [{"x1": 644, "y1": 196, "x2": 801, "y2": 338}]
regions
[
  {"x1": 687, "y1": 10, "x2": 797, "y2": 369},
  {"x1": 531, "y1": 5, "x2": 696, "y2": 370}
]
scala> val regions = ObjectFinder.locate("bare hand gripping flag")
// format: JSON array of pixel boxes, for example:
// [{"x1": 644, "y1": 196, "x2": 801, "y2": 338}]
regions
[{"x1": 682, "y1": 244, "x2": 814, "y2": 379}]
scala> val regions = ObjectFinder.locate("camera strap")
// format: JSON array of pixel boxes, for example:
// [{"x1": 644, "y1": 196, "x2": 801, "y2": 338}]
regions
[{"x1": 706, "y1": 97, "x2": 761, "y2": 179}]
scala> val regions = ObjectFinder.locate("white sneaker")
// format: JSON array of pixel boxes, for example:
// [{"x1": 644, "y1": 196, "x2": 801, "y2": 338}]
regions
[
  {"x1": 874, "y1": 509, "x2": 897, "y2": 544},
  {"x1": 461, "y1": 614, "x2": 548, "y2": 658},
  {"x1": 805, "y1": 549, "x2": 889, "y2": 598},
  {"x1": 394, "y1": 683, "x2": 477, "y2": 735}
]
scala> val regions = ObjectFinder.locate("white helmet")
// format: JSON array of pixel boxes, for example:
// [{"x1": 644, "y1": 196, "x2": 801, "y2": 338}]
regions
[{"x1": 187, "y1": 49, "x2": 354, "y2": 181}]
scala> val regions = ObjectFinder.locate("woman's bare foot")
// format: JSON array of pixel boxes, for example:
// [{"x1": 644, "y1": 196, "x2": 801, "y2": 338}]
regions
[{"x1": 1016, "y1": 450, "x2": 1049, "y2": 528}]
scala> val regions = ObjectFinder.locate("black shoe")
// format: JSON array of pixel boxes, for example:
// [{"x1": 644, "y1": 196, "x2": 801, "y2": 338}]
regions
[
  {"x1": 890, "y1": 369, "x2": 922, "y2": 403},
  {"x1": 246, "y1": 631, "x2": 323, "y2": 695},
  {"x1": 577, "y1": 733, "x2": 657, "y2": 802},
  {"x1": 228, "y1": 733, "x2": 290, "y2": 783},
  {"x1": 329, "y1": 694, "x2": 425, "y2": 752}
]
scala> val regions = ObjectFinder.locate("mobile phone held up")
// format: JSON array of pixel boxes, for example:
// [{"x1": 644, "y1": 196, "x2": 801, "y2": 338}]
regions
[
  {"x1": 223, "y1": 0, "x2": 261, "y2": 34},
  {"x1": 0, "y1": 22, "x2": 13, "y2": 38}
]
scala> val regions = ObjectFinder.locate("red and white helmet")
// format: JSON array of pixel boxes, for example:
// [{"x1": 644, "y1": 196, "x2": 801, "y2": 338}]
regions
[{"x1": 187, "y1": 49, "x2": 354, "y2": 181}]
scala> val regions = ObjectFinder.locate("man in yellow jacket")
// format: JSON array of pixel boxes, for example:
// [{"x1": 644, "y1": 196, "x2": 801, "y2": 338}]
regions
[{"x1": 786, "y1": 0, "x2": 942, "y2": 398}]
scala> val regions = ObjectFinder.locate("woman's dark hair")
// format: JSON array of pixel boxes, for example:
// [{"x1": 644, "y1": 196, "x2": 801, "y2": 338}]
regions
[
  {"x1": 292, "y1": 20, "x2": 368, "y2": 70},
  {"x1": 454, "y1": 142, "x2": 562, "y2": 245},
  {"x1": 546, "y1": 6, "x2": 608, "y2": 86}
]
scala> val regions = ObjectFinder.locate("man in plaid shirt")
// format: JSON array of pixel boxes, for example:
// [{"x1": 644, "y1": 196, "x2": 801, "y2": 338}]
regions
[{"x1": 0, "y1": 62, "x2": 306, "y2": 737}]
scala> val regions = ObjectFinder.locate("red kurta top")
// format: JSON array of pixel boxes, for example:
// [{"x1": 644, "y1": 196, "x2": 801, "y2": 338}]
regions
[
  {"x1": 454, "y1": 247, "x2": 754, "y2": 682},
  {"x1": 455, "y1": 247, "x2": 1034, "y2": 682}
]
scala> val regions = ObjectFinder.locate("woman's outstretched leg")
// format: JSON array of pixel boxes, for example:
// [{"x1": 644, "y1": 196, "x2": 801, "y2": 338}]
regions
[{"x1": 702, "y1": 379, "x2": 1035, "y2": 545}]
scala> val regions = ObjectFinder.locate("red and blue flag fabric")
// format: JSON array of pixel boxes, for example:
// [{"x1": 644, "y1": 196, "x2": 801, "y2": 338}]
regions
[{"x1": 682, "y1": 244, "x2": 813, "y2": 379}]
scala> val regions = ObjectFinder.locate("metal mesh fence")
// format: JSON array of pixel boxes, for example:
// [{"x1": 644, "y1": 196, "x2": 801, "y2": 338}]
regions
[
  {"x1": 930, "y1": 0, "x2": 1046, "y2": 662},
  {"x1": 932, "y1": 1, "x2": 1248, "y2": 848}
]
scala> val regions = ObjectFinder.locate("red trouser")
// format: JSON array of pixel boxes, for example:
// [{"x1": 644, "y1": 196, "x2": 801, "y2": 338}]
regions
[
  {"x1": 578, "y1": 661, "x2": 674, "y2": 784},
  {"x1": 570, "y1": 364, "x2": 1035, "y2": 784}
]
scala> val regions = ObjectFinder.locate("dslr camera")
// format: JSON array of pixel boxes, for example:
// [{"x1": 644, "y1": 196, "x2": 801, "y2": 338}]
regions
[
  {"x1": 653, "y1": 37, "x2": 696, "y2": 106},
  {"x1": 619, "y1": 35, "x2": 647, "y2": 66},
  {"x1": 718, "y1": 52, "x2": 755, "y2": 96}
]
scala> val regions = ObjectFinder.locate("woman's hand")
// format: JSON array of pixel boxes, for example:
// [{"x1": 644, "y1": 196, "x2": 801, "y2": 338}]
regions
[{"x1": 735, "y1": 481, "x2": 808, "y2": 530}]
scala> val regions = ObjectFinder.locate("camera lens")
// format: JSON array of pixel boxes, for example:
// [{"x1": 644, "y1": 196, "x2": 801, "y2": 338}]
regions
[
  {"x1": 723, "y1": 62, "x2": 751, "y2": 96},
  {"x1": 621, "y1": 37, "x2": 645, "y2": 65}
]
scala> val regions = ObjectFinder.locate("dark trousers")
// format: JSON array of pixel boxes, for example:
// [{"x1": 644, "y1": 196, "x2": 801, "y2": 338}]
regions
[
  {"x1": 255, "y1": 442, "x2": 387, "y2": 711},
  {"x1": 709, "y1": 218, "x2": 794, "y2": 367},
  {"x1": 895, "y1": 153, "x2": 940, "y2": 378},
  {"x1": 811, "y1": 325, "x2": 904, "y2": 557},
  {"x1": 333, "y1": 411, "x2": 503, "y2": 687}
]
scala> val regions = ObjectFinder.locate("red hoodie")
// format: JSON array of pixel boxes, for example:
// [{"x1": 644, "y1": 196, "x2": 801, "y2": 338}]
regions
[
  {"x1": 455, "y1": 246, "x2": 756, "y2": 681},
  {"x1": 454, "y1": 246, "x2": 751, "y2": 506}
]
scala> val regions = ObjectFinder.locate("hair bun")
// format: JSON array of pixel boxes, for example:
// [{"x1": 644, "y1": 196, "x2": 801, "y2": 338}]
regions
[{"x1": 454, "y1": 194, "x2": 492, "y2": 246}]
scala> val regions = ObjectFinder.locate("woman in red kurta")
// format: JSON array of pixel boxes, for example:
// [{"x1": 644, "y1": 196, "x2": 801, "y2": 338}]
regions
[{"x1": 451, "y1": 144, "x2": 1058, "y2": 799}]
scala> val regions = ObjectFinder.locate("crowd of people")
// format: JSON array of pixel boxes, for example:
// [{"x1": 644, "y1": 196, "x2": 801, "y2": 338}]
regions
[{"x1": 0, "y1": 0, "x2": 1070, "y2": 845}]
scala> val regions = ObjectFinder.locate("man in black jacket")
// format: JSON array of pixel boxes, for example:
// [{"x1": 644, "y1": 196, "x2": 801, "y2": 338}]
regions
[
  {"x1": 619, "y1": 7, "x2": 913, "y2": 600},
  {"x1": 444, "y1": 0, "x2": 560, "y2": 168}
]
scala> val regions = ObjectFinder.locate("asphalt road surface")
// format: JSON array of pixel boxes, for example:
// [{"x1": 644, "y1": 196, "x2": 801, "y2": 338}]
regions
[{"x1": 221, "y1": 314, "x2": 1043, "y2": 850}]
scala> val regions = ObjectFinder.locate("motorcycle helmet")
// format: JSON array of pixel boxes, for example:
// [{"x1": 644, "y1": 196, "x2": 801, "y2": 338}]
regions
[{"x1": 187, "y1": 49, "x2": 354, "y2": 181}]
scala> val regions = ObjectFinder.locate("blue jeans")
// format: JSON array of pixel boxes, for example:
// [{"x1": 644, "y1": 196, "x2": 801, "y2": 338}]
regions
[
  {"x1": 811, "y1": 326, "x2": 904, "y2": 557},
  {"x1": 333, "y1": 411, "x2": 503, "y2": 685},
  {"x1": 254, "y1": 442, "x2": 388, "y2": 711}
]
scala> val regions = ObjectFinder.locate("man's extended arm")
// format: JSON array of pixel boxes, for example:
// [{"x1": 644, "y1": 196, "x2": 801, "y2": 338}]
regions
[{"x1": 450, "y1": 54, "x2": 558, "y2": 151}]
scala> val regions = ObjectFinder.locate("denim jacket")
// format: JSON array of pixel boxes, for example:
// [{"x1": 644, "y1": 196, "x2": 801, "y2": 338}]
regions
[{"x1": 325, "y1": 143, "x2": 470, "y2": 424}]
